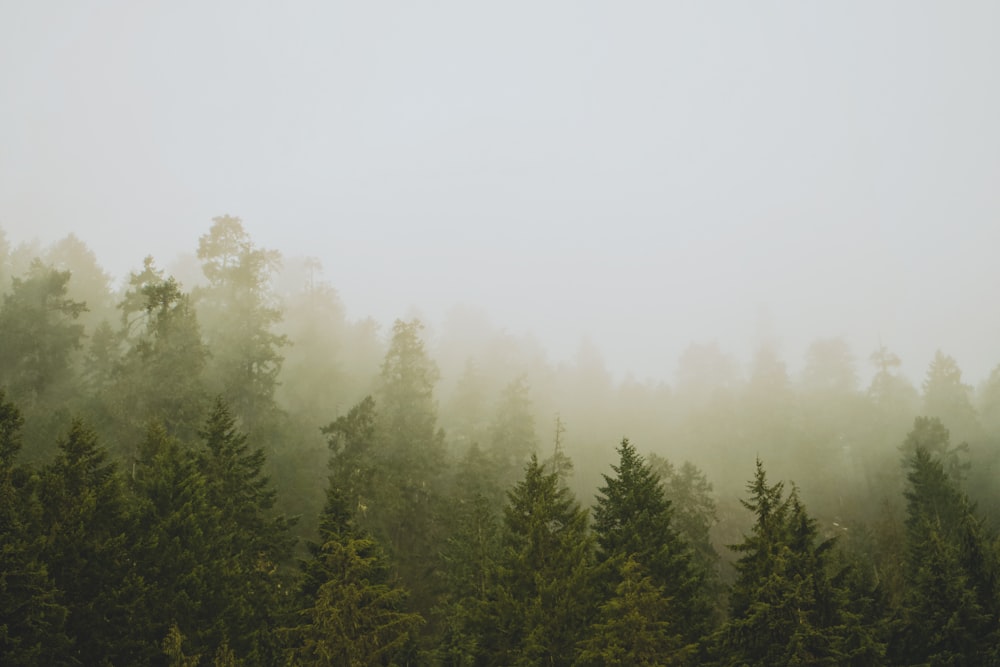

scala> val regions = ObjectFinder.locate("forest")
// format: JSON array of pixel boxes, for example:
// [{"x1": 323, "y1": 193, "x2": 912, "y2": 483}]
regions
[{"x1": 2, "y1": 215, "x2": 1000, "y2": 666}]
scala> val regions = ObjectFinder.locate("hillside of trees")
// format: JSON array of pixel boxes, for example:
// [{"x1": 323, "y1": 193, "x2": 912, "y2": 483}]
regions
[{"x1": 2, "y1": 217, "x2": 1000, "y2": 665}]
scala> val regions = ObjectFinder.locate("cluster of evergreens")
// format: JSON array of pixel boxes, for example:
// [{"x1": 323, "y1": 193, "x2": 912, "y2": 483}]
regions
[{"x1": 2, "y1": 217, "x2": 1000, "y2": 665}]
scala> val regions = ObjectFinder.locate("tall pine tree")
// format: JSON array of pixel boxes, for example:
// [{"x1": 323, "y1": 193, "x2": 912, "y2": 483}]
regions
[
  {"x1": 479, "y1": 454, "x2": 596, "y2": 666},
  {"x1": 591, "y1": 439, "x2": 711, "y2": 650}
]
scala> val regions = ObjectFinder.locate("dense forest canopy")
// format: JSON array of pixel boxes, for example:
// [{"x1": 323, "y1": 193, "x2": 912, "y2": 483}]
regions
[{"x1": 1, "y1": 219, "x2": 999, "y2": 664}]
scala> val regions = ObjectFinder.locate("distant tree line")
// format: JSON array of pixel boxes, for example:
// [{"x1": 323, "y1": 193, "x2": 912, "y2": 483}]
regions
[{"x1": 1, "y1": 218, "x2": 1000, "y2": 664}]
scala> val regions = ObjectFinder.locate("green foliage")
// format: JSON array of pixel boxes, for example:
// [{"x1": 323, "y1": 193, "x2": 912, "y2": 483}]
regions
[
  {"x1": 648, "y1": 454, "x2": 721, "y2": 588},
  {"x1": 130, "y1": 423, "x2": 229, "y2": 662},
  {"x1": 162, "y1": 624, "x2": 201, "y2": 667},
  {"x1": 322, "y1": 395, "x2": 378, "y2": 525},
  {"x1": 0, "y1": 392, "x2": 70, "y2": 665},
  {"x1": 378, "y1": 319, "x2": 442, "y2": 453},
  {"x1": 488, "y1": 374, "x2": 537, "y2": 474},
  {"x1": 479, "y1": 454, "x2": 596, "y2": 666},
  {"x1": 196, "y1": 216, "x2": 288, "y2": 433},
  {"x1": 38, "y1": 418, "x2": 146, "y2": 664},
  {"x1": 366, "y1": 320, "x2": 449, "y2": 614},
  {"x1": 432, "y1": 444, "x2": 505, "y2": 665},
  {"x1": 286, "y1": 536, "x2": 423, "y2": 666},
  {"x1": 717, "y1": 460, "x2": 883, "y2": 666},
  {"x1": 0, "y1": 260, "x2": 87, "y2": 419},
  {"x1": 593, "y1": 440, "x2": 711, "y2": 645},
  {"x1": 102, "y1": 257, "x2": 209, "y2": 448},
  {"x1": 198, "y1": 397, "x2": 295, "y2": 663},
  {"x1": 892, "y1": 445, "x2": 999, "y2": 664},
  {"x1": 576, "y1": 557, "x2": 695, "y2": 667},
  {"x1": 288, "y1": 437, "x2": 423, "y2": 667},
  {"x1": 922, "y1": 350, "x2": 980, "y2": 443},
  {"x1": 900, "y1": 416, "x2": 969, "y2": 483}
]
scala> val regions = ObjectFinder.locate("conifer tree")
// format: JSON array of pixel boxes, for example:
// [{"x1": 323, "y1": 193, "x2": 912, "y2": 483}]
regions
[
  {"x1": 592, "y1": 440, "x2": 711, "y2": 646},
  {"x1": 892, "y1": 446, "x2": 999, "y2": 664},
  {"x1": 285, "y1": 537, "x2": 423, "y2": 666},
  {"x1": 117, "y1": 258, "x2": 208, "y2": 439},
  {"x1": 0, "y1": 391, "x2": 69, "y2": 665},
  {"x1": 37, "y1": 418, "x2": 145, "y2": 664},
  {"x1": 480, "y1": 454, "x2": 596, "y2": 666},
  {"x1": 0, "y1": 260, "x2": 87, "y2": 404},
  {"x1": 373, "y1": 319, "x2": 448, "y2": 612},
  {"x1": 130, "y1": 423, "x2": 229, "y2": 662},
  {"x1": 287, "y1": 423, "x2": 422, "y2": 666},
  {"x1": 198, "y1": 398, "x2": 295, "y2": 663},
  {"x1": 921, "y1": 350, "x2": 980, "y2": 443},
  {"x1": 196, "y1": 216, "x2": 288, "y2": 434},
  {"x1": 488, "y1": 374, "x2": 537, "y2": 476},
  {"x1": 576, "y1": 557, "x2": 694, "y2": 667},
  {"x1": 718, "y1": 460, "x2": 881, "y2": 665},
  {"x1": 434, "y1": 443, "x2": 505, "y2": 666}
]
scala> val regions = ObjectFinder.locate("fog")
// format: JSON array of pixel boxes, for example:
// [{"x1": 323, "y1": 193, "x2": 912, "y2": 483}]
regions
[
  {"x1": 3, "y1": 2, "x2": 999, "y2": 386},
  {"x1": 5, "y1": 5, "x2": 1000, "y2": 662}
]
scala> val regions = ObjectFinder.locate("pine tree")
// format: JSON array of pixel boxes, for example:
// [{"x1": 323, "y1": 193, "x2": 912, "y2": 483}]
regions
[
  {"x1": 0, "y1": 260, "x2": 87, "y2": 403},
  {"x1": 285, "y1": 537, "x2": 423, "y2": 666},
  {"x1": 488, "y1": 374, "x2": 537, "y2": 476},
  {"x1": 592, "y1": 440, "x2": 711, "y2": 647},
  {"x1": 116, "y1": 258, "x2": 208, "y2": 440},
  {"x1": 892, "y1": 446, "x2": 998, "y2": 664},
  {"x1": 287, "y1": 430, "x2": 422, "y2": 666},
  {"x1": 321, "y1": 395, "x2": 378, "y2": 539},
  {"x1": 37, "y1": 418, "x2": 146, "y2": 664},
  {"x1": 922, "y1": 350, "x2": 979, "y2": 444},
  {"x1": 0, "y1": 391, "x2": 70, "y2": 665},
  {"x1": 576, "y1": 557, "x2": 694, "y2": 667},
  {"x1": 198, "y1": 398, "x2": 295, "y2": 663},
  {"x1": 196, "y1": 216, "x2": 288, "y2": 434},
  {"x1": 480, "y1": 454, "x2": 596, "y2": 666},
  {"x1": 373, "y1": 319, "x2": 448, "y2": 613},
  {"x1": 130, "y1": 423, "x2": 229, "y2": 662},
  {"x1": 717, "y1": 460, "x2": 878, "y2": 665},
  {"x1": 899, "y1": 416, "x2": 968, "y2": 484},
  {"x1": 434, "y1": 444, "x2": 505, "y2": 666}
]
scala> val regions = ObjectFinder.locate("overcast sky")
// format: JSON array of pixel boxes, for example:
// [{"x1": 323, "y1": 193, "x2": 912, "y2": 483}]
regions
[{"x1": 2, "y1": 2, "x2": 998, "y2": 384}]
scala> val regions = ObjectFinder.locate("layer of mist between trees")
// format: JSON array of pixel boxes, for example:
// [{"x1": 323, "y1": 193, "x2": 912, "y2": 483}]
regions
[{"x1": 2, "y1": 216, "x2": 1000, "y2": 664}]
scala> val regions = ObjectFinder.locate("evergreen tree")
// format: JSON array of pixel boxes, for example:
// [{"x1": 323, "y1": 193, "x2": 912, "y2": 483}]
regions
[
  {"x1": 0, "y1": 260, "x2": 87, "y2": 403},
  {"x1": 37, "y1": 419, "x2": 146, "y2": 664},
  {"x1": 44, "y1": 233, "x2": 116, "y2": 334},
  {"x1": 434, "y1": 443, "x2": 505, "y2": 666},
  {"x1": 0, "y1": 391, "x2": 69, "y2": 665},
  {"x1": 576, "y1": 557, "x2": 694, "y2": 667},
  {"x1": 287, "y1": 429, "x2": 422, "y2": 666},
  {"x1": 717, "y1": 460, "x2": 880, "y2": 665},
  {"x1": 479, "y1": 454, "x2": 596, "y2": 666},
  {"x1": 922, "y1": 350, "x2": 979, "y2": 443},
  {"x1": 285, "y1": 536, "x2": 423, "y2": 666},
  {"x1": 892, "y1": 446, "x2": 999, "y2": 664},
  {"x1": 0, "y1": 260, "x2": 87, "y2": 455},
  {"x1": 198, "y1": 398, "x2": 296, "y2": 663},
  {"x1": 899, "y1": 416, "x2": 968, "y2": 482},
  {"x1": 592, "y1": 440, "x2": 711, "y2": 647},
  {"x1": 130, "y1": 423, "x2": 229, "y2": 663},
  {"x1": 487, "y1": 374, "x2": 537, "y2": 476},
  {"x1": 105, "y1": 257, "x2": 208, "y2": 450},
  {"x1": 648, "y1": 454, "x2": 721, "y2": 593},
  {"x1": 372, "y1": 319, "x2": 448, "y2": 614},
  {"x1": 196, "y1": 216, "x2": 288, "y2": 434}
]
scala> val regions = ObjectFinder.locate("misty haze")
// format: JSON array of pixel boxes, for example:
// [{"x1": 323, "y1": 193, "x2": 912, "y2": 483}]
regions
[{"x1": 1, "y1": 3, "x2": 999, "y2": 665}]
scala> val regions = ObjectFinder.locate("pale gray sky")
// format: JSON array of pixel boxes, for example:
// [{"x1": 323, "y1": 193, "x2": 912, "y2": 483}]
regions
[{"x1": 2, "y1": 2, "x2": 998, "y2": 384}]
